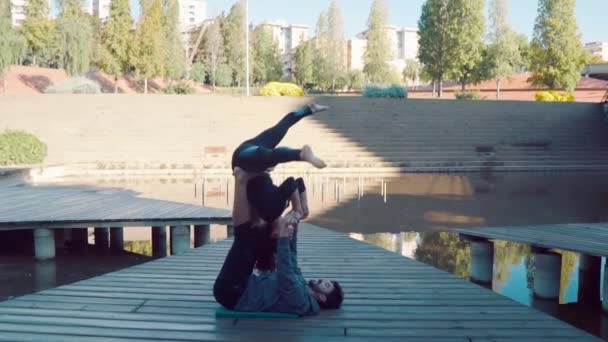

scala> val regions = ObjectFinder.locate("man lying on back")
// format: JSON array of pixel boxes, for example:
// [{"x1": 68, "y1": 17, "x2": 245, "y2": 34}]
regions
[{"x1": 213, "y1": 167, "x2": 343, "y2": 315}]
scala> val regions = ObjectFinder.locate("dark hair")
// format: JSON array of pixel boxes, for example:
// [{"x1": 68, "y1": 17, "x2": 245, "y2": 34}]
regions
[
  {"x1": 319, "y1": 281, "x2": 344, "y2": 310},
  {"x1": 254, "y1": 223, "x2": 277, "y2": 272}
]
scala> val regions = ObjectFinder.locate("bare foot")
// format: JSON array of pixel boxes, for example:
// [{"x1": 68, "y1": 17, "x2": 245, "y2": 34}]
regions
[
  {"x1": 300, "y1": 145, "x2": 327, "y2": 169},
  {"x1": 308, "y1": 103, "x2": 329, "y2": 114}
]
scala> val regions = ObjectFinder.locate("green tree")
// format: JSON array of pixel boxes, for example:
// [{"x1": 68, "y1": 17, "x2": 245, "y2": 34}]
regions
[
  {"x1": 161, "y1": 0, "x2": 186, "y2": 82},
  {"x1": 0, "y1": 0, "x2": 26, "y2": 92},
  {"x1": 21, "y1": 0, "x2": 55, "y2": 66},
  {"x1": 202, "y1": 18, "x2": 224, "y2": 88},
  {"x1": 223, "y1": 0, "x2": 246, "y2": 87},
  {"x1": 56, "y1": 0, "x2": 93, "y2": 76},
  {"x1": 312, "y1": 11, "x2": 331, "y2": 90},
  {"x1": 584, "y1": 51, "x2": 605, "y2": 64},
  {"x1": 293, "y1": 39, "x2": 314, "y2": 87},
  {"x1": 134, "y1": 0, "x2": 164, "y2": 93},
  {"x1": 418, "y1": 0, "x2": 449, "y2": 97},
  {"x1": 487, "y1": 0, "x2": 521, "y2": 98},
  {"x1": 215, "y1": 62, "x2": 232, "y2": 87},
  {"x1": 326, "y1": 0, "x2": 346, "y2": 91},
  {"x1": 347, "y1": 69, "x2": 365, "y2": 90},
  {"x1": 97, "y1": 0, "x2": 132, "y2": 93},
  {"x1": 190, "y1": 59, "x2": 206, "y2": 83},
  {"x1": 363, "y1": 0, "x2": 392, "y2": 83},
  {"x1": 447, "y1": 0, "x2": 486, "y2": 90},
  {"x1": 514, "y1": 33, "x2": 531, "y2": 72},
  {"x1": 529, "y1": 0, "x2": 584, "y2": 92},
  {"x1": 251, "y1": 25, "x2": 282, "y2": 85},
  {"x1": 403, "y1": 58, "x2": 421, "y2": 86}
]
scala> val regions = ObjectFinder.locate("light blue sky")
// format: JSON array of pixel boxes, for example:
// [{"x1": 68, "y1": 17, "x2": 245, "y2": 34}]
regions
[
  {"x1": 206, "y1": 0, "x2": 607, "y2": 42},
  {"x1": 118, "y1": 0, "x2": 607, "y2": 43}
]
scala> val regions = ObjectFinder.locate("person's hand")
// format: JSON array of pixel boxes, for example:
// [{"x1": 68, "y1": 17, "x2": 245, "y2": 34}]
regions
[
  {"x1": 301, "y1": 206, "x2": 309, "y2": 220},
  {"x1": 286, "y1": 210, "x2": 302, "y2": 224},
  {"x1": 279, "y1": 221, "x2": 295, "y2": 239}
]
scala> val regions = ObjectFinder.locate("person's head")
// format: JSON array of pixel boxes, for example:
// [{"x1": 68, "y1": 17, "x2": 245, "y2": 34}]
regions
[{"x1": 307, "y1": 279, "x2": 343, "y2": 309}]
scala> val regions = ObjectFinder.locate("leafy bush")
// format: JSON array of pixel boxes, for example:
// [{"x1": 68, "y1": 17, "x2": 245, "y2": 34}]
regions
[
  {"x1": 0, "y1": 130, "x2": 47, "y2": 166},
  {"x1": 215, "y1": 64, "x2": 233, "y2": 87},
  {"x1": 535, "y1": 90, "x2": 575, "y2": 102},
  {"x1": 163, "y1": 82, "x2": 195, "y2": 95},
  {"x1": 455, "y1": 91, "x2": 482, "y2": 100},
  {"x1": 347, "y1": 70, "x2": 366, "y2": 90},
  {"x1": 190, "y1": 60, "x2": 206, "y2": 83},
  {"x1": 260, "y1": 82, "x2": 305, "y2": 96},
  {"x1": 363, "y1": 85, "x2": 408, "y2": 99},
  {"x1": 45, "y1": 77, "x2": 101, "y2": 94}
]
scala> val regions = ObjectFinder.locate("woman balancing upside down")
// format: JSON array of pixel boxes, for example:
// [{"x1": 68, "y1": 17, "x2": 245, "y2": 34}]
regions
[{"x1": 231, "y1": 103, "x2": 329, "y2": 224}]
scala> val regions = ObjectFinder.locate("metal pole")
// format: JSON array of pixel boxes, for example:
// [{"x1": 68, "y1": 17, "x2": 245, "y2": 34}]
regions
[{"x1": 245, "y1": 0, "x2": 250, "y2": 96}]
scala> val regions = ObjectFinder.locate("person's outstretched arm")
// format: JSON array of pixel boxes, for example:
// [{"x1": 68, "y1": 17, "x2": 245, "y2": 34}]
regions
[{"x1": 276, "y1": 219, "x2": 302, "y2": 296}]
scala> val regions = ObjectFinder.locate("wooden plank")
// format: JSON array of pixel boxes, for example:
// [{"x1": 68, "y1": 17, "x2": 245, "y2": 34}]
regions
[
  {"x1": 0, "y1": 183, "x2": 231, "y2": 230},
  {"x1": 0, "y1": 223, "x2": 600, "y2": 341},
  {"x1": 454, "y1": 223, "x2": 608, "y2": 257}
]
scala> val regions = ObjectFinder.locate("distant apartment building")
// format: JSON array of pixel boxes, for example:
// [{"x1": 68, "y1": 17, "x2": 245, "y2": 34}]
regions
[
  {"x1": 178, "y1": 0, "x2": 207, "y2": 51},
  {"x1": 348, "y1": 26, "x2": 419, "y2": 73},
  {"x1": 10, "y1": 0, "x2": 52, "y2": 26},
  {"x1": 258, "y1": 20, "x2": 309, "y2": 78},
  {"x1": 585, "y1": 42, "x2": 608, "y2": 62},
  {"x1": 179, "y1": 0, "x2": 206, "y2": 31},
  {"x1": 84, "y1": 0, "x2": 111, "y2": 20}
]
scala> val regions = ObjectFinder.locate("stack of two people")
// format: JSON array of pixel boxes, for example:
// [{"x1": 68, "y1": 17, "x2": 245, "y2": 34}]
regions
[{"x1": 214, "y1": 103, "x2": 344, "y2": 317}]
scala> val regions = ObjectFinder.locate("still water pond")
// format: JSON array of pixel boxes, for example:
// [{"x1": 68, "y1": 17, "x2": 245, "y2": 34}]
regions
[{"x1": 2, "y1": 171, "x2": 608, "y2": 338}]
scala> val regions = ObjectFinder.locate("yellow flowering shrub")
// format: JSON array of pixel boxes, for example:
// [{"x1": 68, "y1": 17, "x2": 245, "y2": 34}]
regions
[
  {"x1": 260, "y1": 82, "x2": 304, "y2": 96},
  {"x1": 535, "y1": 91, "x2": 575, "y2": 102}
]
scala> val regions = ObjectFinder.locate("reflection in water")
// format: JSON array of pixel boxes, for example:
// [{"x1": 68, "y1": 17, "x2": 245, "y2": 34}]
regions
[
  {"x1": 354, "y1": 231, "x2": 607, "y2": 340},
  {"x1": 0, "y1": 248, "x2": 151, "y2": 301},
  {"x1": 34, "y1": 260, "x2": 56, "y2": 292},
  {"x1": 414, "y1": 232, "x2": 470, "y2": 279}
]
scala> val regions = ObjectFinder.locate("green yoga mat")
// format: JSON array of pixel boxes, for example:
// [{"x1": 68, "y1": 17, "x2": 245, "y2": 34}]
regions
[{"x1": 215, "y1": 307, "x2": 298, "y2": 319}]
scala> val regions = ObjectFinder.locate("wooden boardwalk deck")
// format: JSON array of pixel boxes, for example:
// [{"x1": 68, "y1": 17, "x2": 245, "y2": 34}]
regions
[
  {"x1": 0, "y1": 184, "x2": 231, "y2": 230},
  {"x1": 453, "y1": 223, "x2": 608, "y2": 257},
  {"x1": 0, "y1": 224, "x2": 600, "y2": 341}
]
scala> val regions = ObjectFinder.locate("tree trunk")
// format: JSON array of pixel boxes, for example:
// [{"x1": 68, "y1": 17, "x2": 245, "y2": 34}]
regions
[
  {"x1": 438, "y1": 77, "x2": 443, "y2": 98},
  {"x1": 432, "y1": 80, "x2": 436, "y2": 98},
  {"x1": 1, "y1": 76, "x2": 5, "y2": 94},
  {"x1": 496, "y1": 78, "x2": 500, "y2": 99},
  {"x1": 461, "y1": 80, "x2": 466, "y2": 91},
  {"x1": 144, "y1": 78, "x2": 148, "y2": 94},
  {"x1": 114, "y1": 77, "x2": 118, "y2": 94},
  {"x1": 33, "y1": 55, "x2": 37, "y2": 66}
]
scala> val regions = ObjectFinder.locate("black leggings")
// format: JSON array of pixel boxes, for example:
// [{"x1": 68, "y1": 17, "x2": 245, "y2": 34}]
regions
[
  {"x1": 246, "y1": 176, "x2": 306, "y2": 222},
  {"x1": 231, "y1": 107, "x2": 313, "y2": 173},
  {"x1": 213, "y1": 223, "x2": 258, "y2": 309}
]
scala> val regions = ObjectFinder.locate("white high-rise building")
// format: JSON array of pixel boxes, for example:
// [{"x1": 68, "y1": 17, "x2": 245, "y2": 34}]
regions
[
  {"x1": 348, "y1": 26, "x2": 419, "y2": 73},
  {"x1": 585, "y1": 42, "x2": 608, "y2": 62},
  {"x1": 179, "y1": 0, "x2": 206, "y2": 31},
  {"x1": 10, "y1": 0, "x2": 52, "y2": 26},
  {"x1": 257, "y1": 20, "x2": 309, "y2": 78},
  {"x1": 178, "y1": 0, "x2": 207, "y2": 50}
]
